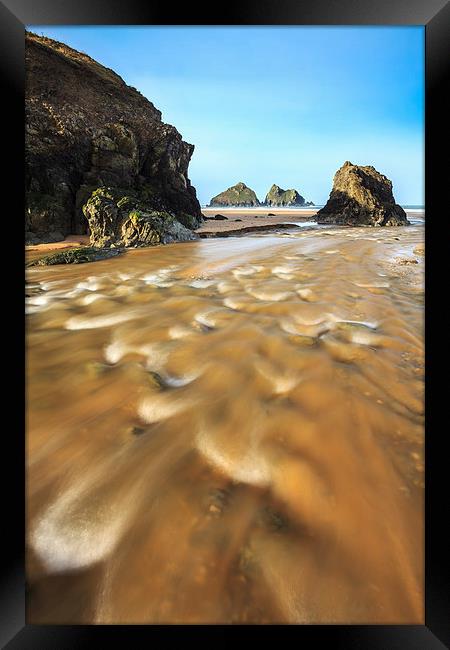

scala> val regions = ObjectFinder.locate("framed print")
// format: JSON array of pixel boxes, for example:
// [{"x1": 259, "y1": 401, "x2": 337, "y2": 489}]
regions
[{"x1": 1, "y1": 0, "x2": 449, "y2": 646}]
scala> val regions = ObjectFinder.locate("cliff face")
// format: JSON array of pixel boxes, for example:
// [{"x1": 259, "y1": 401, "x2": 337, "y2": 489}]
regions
[
  {"x1": 25, "y1": 32, "x2": 202, "y2": 245},
  {"x1": 264, "y1": 184, "x2": 306, "y2": 207},
  {"x1": 209, "y1": 182, "x2": 260, "y2": 207},
  {"x1": 316, "y1": 162, "x2": 409, "y2": 227}
]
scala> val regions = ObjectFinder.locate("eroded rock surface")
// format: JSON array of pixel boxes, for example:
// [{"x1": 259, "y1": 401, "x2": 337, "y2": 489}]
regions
[
  {"x1": 83, "y1": 188, "x2": 197, "y2": 248},
  {"x1": 25, "y1": 31, "x2": 202, "y2": 245},
  {"x1": 316, "y1": 162, "x2": 409, "y2": 226}
]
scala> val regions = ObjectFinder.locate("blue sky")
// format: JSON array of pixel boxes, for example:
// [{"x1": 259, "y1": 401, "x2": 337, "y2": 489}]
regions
[{"x1": 28, "y1": 26, "x2": 424, "y2": 206}]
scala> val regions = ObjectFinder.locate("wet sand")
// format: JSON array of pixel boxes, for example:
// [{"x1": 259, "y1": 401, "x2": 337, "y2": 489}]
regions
[
  {"x1": 25, "y1": 217, "x2": 424, "y2": 624},
  {"x1": 199, "y1": 207, "x2": 318, "y2": 234}
]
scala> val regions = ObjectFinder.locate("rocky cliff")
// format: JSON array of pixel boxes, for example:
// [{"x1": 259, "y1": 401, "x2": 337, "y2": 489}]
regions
[
  {"x1": 264, "y1": 184, "x2": 307, "y2": 207},
  {"x1": 25, "y1": 31, "x2": 203, "y2": 246},
  {"x1": 209, "y1": 182, "x2": 260, "y2": 207},
  {"x1": 316, "y1": 162, "x2": 409, "y2": 227}
]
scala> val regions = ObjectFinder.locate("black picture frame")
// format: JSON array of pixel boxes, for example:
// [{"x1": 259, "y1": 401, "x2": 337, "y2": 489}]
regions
[{"x1": 2, "y1": 0, "x2": 449, "y2": 646}]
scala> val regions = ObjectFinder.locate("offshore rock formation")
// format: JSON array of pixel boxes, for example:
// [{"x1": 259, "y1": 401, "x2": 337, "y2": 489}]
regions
[
  {"x1": 316, "y1": 162, "x2": 409, "y2": 226},
  {"x1": 209, "y1": 182, "x2": 260, "y2": 207},
  {"x1": 264, "y1": 184, "x2": 307, "y2": 207},
  {"x1": 25, "y1": 31, "x2": 202, "y2": 245}
]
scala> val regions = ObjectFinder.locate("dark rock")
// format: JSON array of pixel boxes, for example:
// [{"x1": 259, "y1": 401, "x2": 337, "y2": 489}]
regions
[
  {"x1": 209, "y1": 182, "x2": 260, "y2": 207},
  {"x1": 206, "y1": 488, "x2": 231, "y2": 516},
  {"x1": 199, "y1": 223, "x2": 299, "y2": 238},
  {"x1": 214, "y1": 214, "x2": 228, "y2": 220},
  {"x1": 25, "y1": 233, "x2": 43, "y2": 246},
  {"x1": 130, "y1": 426, "x2": 146, "y2": 436},
  {"x1": 48, "y1": 230, "x2": 64, "y2": 242},
  {"x1": 259, "y1": 507, "x2": 289, "y2": 532},
  {"x1": 264, "y1": 184, "x2": 306, "y2": 207},
  {"x1": 147, "y1": 371, "x2": 165, "y2": 390},
  {"x1": 25, "y1": 31, "x2": 202, "y2": 245},
  {"x1": 26, "y1": 246, "x2": 123, "y2": 266},
  {"x1": 267, "y1": 213, "x2": 276, "y2": 216},
  {"x1": 316, "y1": 161, "x2": 409, "y2": 227}
]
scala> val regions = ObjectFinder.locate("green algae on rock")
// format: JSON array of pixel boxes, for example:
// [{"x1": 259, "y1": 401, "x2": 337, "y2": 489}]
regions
[
  {"x1": 26, "y1": 247, "x2": 123, "y2": 267},
  {"x1": 316, "y1": 162, "x2": 409, "y2": 227},
  {"x1": 83, "y1": 187, "x2": 198, "y2": 248}
]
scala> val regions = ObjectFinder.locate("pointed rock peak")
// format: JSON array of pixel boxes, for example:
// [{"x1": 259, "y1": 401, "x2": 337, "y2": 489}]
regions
[
  {"x1": 342, "y1": 161, "x2": 354, "y2": 168},
  {"x1": 316, "y1": 163, "x2": 409, "y2": 226},
  {"x1": 209, "y1": 182, "x2": 260, "y2": 206}
]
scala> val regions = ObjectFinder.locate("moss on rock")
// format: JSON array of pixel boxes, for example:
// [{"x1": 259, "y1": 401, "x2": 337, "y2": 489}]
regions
[
  {"x1": 83, "y1": 186, "x2": 198, "y2": 248},
  {"x1": 26, "y1": 246, "x2": 123, "y2": 266},
  {"x1": 177, "y1": 212, "x2": 200, "y2": 229}
]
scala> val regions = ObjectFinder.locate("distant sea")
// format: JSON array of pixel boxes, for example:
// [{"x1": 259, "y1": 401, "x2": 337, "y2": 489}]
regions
[{"x1": 202, "y1": 205, "x2": 425, "y2": 211}]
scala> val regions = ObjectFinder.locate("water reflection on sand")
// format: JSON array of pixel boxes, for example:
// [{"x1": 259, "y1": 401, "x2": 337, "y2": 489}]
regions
[{"x1": 26, "y1": 220, "x2": 424, "y2": 623}]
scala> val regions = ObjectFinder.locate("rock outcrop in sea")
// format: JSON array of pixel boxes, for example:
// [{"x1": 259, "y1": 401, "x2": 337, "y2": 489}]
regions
[
  {"x1": 209, "y1": 183, "x2": 260, "y2": 207},
  {"x1": 25, "y1": 31, "x2": 203, "y2": 246},
  {"x1": 264, "y1": 184, "x2": 308, "y2": 207},
  {"x1": 316, "y1": 162, "x2": 409, "y2": 226}
]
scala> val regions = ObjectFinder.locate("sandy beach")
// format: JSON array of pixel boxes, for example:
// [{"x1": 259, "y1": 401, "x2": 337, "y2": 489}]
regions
[{"x1": 199, "y1": 207, "x2": 319, "y2": 234}]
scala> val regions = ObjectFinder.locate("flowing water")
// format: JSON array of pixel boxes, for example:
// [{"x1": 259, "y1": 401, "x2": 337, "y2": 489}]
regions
[{"x1": 26, "y1": 220, "x2": 424, "y2": 624}]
